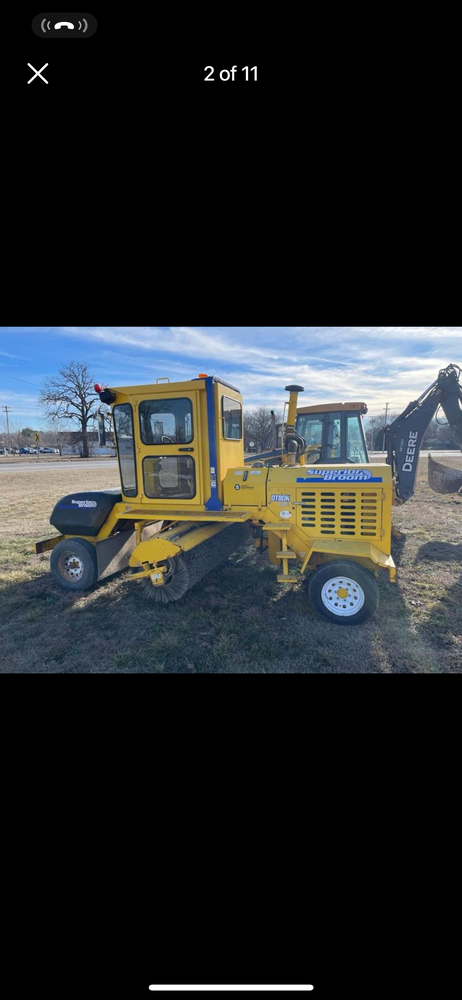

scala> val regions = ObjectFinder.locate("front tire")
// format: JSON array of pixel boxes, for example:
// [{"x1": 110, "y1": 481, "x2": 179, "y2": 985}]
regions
[
  {"x1": 50, "y1": 538, "x2": 98, "y2": 591},
  {"x1": 308, "y1": 560, "x2": 379, "y2": 625}
]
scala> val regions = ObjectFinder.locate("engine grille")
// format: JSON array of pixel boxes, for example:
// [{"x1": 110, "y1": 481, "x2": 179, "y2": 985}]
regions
[{"x1": 297, "y1": 489, "x2": 381, "y2": 538}]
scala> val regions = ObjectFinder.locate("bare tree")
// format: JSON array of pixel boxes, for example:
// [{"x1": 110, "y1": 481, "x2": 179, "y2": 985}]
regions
[
  {"x1": 422, "y1": 418, "x2": 458, "y2": 449},
  {"x1": 366, "y1": 413, "x2": 458, "y2": 452},
  {"x1": 435, "y1": 421, "x2": 458, "y2": 448},
  {"x1": 366, "y1": 413, "x2": 399, "y2": 451},
  {"x1": 244, "y1": 406, "x2": 282, "y2": 452},
  {"x1": 39, "y1": 361, "x2": 99, "y2": 458},
  {"x1": 5, "y1": 421, "x2": 23, "y2": 452},
  {"x1": 45, "y1": 415, "x2": 70, "y2": 455}
]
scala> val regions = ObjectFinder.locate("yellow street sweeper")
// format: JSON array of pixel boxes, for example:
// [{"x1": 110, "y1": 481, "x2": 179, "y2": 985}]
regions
[{"x1": 35, "y1": 366, "x2": 462, "y2": 625}]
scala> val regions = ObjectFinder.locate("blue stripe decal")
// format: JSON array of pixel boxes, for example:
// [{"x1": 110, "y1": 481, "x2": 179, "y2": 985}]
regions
[{"x1": 204, "y1": 376, "x2": 223, "y2": 510}]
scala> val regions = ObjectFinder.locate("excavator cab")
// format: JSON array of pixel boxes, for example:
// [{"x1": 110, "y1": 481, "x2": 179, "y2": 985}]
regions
[
  {"x1": 259, "y1": 402, "x2": 369, "y2": 467},
  {"x1": 295, "y1": 402, "x2": 369, "y2": 464}
]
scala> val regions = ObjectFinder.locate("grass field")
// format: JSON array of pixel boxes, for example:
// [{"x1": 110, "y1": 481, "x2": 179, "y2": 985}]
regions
[{"x1": 1, "y1": 458, "x2": 461, "y2": 672}]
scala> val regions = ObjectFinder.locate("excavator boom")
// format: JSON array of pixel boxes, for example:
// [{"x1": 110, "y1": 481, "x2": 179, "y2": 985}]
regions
[{"x1": 385, "y1": 364, "x2": 462, "y2": 501}]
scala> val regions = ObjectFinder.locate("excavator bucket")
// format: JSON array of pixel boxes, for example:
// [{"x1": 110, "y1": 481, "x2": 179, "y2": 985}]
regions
[{"x1": 428, "y1": 453, "x2": 462, "y2": 495}]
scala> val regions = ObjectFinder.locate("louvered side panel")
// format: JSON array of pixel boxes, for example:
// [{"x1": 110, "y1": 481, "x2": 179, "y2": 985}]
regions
[{"x1": 296, "y1": 488, "x2": 381, "y2": 539}]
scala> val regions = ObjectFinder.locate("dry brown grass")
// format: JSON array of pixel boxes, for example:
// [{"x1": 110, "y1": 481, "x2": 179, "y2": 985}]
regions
[
  {"x1": 1, "y1": 458, "x2": 461, "y2": 673},
  {"x1": 0, "y1": 465, "x2": 117, "y2": 540}
]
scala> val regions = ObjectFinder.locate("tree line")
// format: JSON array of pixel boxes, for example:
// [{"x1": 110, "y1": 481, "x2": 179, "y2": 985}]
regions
[{"x1": 365, "y1": 412, "x2": 458, "y2": 451}]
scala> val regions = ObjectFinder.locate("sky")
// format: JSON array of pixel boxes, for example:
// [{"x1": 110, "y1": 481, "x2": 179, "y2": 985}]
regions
[{"x1": 0, "y1": 326, "x2": 461, "y2": 430}]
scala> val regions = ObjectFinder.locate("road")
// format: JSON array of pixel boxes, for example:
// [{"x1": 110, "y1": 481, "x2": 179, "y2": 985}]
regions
[
  {"x1": 0, "y1": 460, "x2": 118, "y2": 473},
  {"x1": 369, "y1": 451, "x2": 461, "y2": 459},
  {"x1": 1, "y1": 453, "x2": 461, "y2": 475}
]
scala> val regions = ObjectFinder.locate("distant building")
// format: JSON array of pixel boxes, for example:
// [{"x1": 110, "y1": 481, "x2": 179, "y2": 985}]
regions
[{"x1": 61, "y1": 430, "x2": 115, "y2": 456}]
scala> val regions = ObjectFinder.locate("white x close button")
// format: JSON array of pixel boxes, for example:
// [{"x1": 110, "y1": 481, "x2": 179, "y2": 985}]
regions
[{"x1": 27, "y1": 63, "x2": 49, "y2": 84}]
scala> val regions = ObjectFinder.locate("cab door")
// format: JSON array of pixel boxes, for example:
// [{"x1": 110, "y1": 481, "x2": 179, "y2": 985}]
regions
[{"x1": 136, "y1": 390, "x2": 203, "y2": 505}]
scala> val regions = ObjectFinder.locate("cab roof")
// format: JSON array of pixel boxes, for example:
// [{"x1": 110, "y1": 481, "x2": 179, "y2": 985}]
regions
[{"x1": 297, "y1": 402, "x2": 368, "y2": 415}]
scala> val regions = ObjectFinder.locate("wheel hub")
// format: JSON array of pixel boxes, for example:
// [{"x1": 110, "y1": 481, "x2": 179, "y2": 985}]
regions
[
  {"x1": 321, "y1": 576, "x2": 365, "y2": 617},
  {"x1": 61, "y1": 554, "x2": 84, "y2": 580}
]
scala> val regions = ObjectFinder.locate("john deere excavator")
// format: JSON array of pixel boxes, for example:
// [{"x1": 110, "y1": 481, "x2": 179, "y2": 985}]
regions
[
  {"x1": 35, "y1": 364, "x2": 462, "y2": 625},
  {"x1": 245, "y1": 363, "x2": 462, "y2": 502}
]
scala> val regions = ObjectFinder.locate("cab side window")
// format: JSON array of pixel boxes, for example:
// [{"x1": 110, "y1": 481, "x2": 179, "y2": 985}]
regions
[
  {"x1": 222, "y1": 396, "x2": 242, "y2": 439},
  {"x1": 113, "y1": 403, "x2": 137, "y2": 497},
  {"x1": 346, "y1": 413, "x2": 368, "y2": 463}
]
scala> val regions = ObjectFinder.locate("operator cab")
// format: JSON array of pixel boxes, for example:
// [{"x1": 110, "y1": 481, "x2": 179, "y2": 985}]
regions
[{"x1": 99, "y1": 374, "x2": 244, "y2": 510}]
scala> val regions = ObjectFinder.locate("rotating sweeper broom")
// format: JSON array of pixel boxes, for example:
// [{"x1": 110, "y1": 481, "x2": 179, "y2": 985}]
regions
[
  {"x1": 35, "y1": 365, "x2": 462, "y2": 625},
  {"x1": 135, "y1": 521, "x2": 251, "y2": 603}
]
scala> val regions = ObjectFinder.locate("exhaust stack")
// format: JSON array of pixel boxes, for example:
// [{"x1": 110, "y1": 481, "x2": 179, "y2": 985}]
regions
[{"x1": 283, "y1": 384, "x2": 304, "y2": 465}]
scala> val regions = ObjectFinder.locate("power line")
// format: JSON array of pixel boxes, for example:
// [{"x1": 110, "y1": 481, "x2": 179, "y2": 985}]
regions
[{"x1": 0, "y1": 371, "x2": 42, "y2": 388}]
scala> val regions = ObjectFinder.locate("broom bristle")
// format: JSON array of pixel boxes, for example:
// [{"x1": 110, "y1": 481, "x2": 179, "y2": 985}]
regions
[
  {"x1": 138, "y1": 523, "x2": 251, "y2": 603},
  {"x1": 140, "y1": 556, "x2": 190, "y2": 603}
]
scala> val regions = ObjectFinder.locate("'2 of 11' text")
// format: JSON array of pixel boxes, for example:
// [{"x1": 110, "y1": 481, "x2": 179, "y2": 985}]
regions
[{"x1": 204, "y1": 66, "x2": 257, "y2": 81}]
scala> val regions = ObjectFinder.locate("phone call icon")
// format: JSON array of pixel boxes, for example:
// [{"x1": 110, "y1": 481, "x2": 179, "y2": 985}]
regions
[{"x1": 32, "y1": 13, "x2": 98, "y2": 38}]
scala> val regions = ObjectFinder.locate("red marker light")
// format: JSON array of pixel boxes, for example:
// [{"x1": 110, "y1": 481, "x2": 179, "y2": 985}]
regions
[
  {"x1": 94, "y1": 383, "x2": 103, "y2": 393},
  {"x1": 198, "y1": 373, "x2": 208, "y2": 378}
]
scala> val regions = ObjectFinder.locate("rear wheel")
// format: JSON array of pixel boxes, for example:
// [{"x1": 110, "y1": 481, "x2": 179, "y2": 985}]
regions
[
  {"x1": 308, "y1": 560, "x2": 379, "y2": 625},
  {"x1": 50, "y1": 538, "x2": 98, "y2": 591}
]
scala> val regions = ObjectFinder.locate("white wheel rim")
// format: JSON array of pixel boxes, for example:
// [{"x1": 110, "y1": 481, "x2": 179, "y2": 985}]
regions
[
  {"x1": 60, "y1": 554, "x2": 84, "y2": 580},
  {"x1": 320, "y1": 575, "x2": 365, "y2": 617}
]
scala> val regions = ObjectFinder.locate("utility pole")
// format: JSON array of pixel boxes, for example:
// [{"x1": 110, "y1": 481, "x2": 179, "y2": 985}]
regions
[
  {"x1": 1, "y1": 405, "x2": 11, "y2": 449},
  {"x1": 382, "y1": 403, "x2": 390, "y2": 453}
]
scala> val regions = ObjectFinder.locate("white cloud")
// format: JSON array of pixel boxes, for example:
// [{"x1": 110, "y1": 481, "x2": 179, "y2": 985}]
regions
[
  {"x1": 59, "y1": 326, "x2": 279, "y2": 364},
  {"x1": 14, "y1": 326, "x2": 462, "y2": 420}
]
